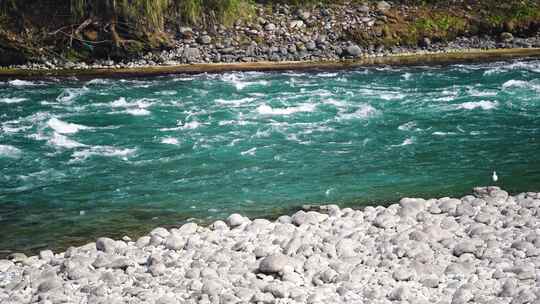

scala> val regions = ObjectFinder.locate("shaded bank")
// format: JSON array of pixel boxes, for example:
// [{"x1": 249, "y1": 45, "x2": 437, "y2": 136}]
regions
[{"x1": 1, "y1": 1, "x2": 540, "y2": 67}]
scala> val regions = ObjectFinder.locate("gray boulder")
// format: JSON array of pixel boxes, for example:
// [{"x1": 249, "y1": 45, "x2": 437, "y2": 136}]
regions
[
  {"x1": 165, "y1": 235, "x2": 186, "y2": 251},
  {"x1": 96, "y1": 237, "x2": 116, "y2": 253},
  {"x1": 376, "y1": 1, "x2": 391, "y2": 12},
  {"x1": 178, "y1": 27, "x2": 193, "y2": 39},
  {"x1": 259, "y1": 254, "x2": 292, "y2": 274},
  {"x1": 199, "y1": 35, "x2": 212, "y2": 45},
  {"x1": 346, "y1": 45, "x2": 362, "y2": 57},
  {"x1": 305, "y1": 41, "x2": 317, "y2": 51},
  {"x1": 38, "y1": 277, "x2": 63, "y2": 293},
  {"x1": 501, "y1": 32, "x2": 514, "y2": 43},
  {"x1": 183, "y1": 48, "x2": 201, "y2": 63},
  {"x1": 265, "y1": 23, "x2": 276, "y2": 31},
  {"x1": 227, "y1": 213, "x2": 247, "y2": 227},
  {"x1": 453, "y1": 241, "x2": 480, "y2": 257},
  {"x1": 0, "y1": 260, "x2": 14, "y2": 272},
  {"x1": 39, "y1": 250, "x2": 54, "y2": 262},
  {"x1": 202, "y1": 279, "x2": 223, "y2": 296}
]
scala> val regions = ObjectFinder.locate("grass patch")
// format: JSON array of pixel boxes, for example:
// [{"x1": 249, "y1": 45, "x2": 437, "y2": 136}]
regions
[
  {"x1": 414, "y1": 13, "x2": 468, "y2": 41},
  {"x1": 484, "y1": 0, "x2": 540, "y2": 30},
  {"x1": 173, "y1": 0, "x2": 255, "y2": 27}
]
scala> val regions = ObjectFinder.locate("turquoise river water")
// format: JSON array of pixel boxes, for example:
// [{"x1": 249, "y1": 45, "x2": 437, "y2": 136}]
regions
[{"x1": 1, "y1": 59, "x2": 540, "y2": 255}]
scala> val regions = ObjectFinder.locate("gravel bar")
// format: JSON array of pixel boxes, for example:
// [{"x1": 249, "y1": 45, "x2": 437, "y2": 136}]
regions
[{"x1": 1, "y1": 186, "x2": 540, "y2": 304}]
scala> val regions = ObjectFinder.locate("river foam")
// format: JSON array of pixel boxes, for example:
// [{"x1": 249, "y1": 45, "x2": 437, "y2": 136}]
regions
[
  {"x1": 257, "y1": 104, "x2": 316, "y2": 115},
  {"x1": 48, "y1": 133, "x2": 87, "y2": 149},
  {"x1": 457, "y1": 100, "x2": 498, "y2": 110},
  {"x1": 8, "y1": 79, "x2": 35, "y2": 86},
  {"x1": 338, "y1": 104, "x2": 379, "y2": 120},
  {"x1": 57, "y1": 87, "x2": 89, "y2": 103},
  {"x1": 0, "y1": 97, "x2": 27, "y2": 104},
  {"x1": 72, "y1": 146, "x2": 136, "y2": 161},
  {"x1": 111, "y1": 97, "x2": 153, "y2": 116},
  {"x1": 161, "y1": 137, "x2": 179, "y2": 145},
  {"x1": 0, "y1": 145, "x2": 22, "y2": 158},
  {"x1": 47, "y1": 118, "x2": 89, "y2": 134}
]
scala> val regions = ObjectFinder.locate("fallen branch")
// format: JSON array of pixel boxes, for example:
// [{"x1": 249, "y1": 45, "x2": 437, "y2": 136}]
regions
[
  {"x1": 49, "y1": 24, "x2": 78, "y2": 36},
  {"x1": 74, "y1": 18, "x2": 93, "y2": 39},
  {"x1": 57, "y1": 30, "x2": 110, "y2": 44}
]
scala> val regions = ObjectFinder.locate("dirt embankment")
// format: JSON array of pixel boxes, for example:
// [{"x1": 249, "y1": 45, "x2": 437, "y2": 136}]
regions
[{"x1": 0, "y1": 1, "x2": 539, "y2": 68}]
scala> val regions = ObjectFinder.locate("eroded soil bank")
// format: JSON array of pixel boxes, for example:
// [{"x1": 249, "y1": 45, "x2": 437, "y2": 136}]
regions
[{"x1": 1, "y1": 1, "x2": 540, "y2": 69}]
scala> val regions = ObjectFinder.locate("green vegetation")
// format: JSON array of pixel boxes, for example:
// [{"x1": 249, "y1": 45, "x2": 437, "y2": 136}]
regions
[
  {"x1": 175, "y1": 0, "x2": 255, "y2": 26},
  {"x1": 413, "y1": 13, "x2": 468, "y2": 41},
  {"x1": 484, "y1": 0, "x2": 540, "y2": 31},
  {"x1": 71, "y1": 0, "x2": 257, "y2": 29},
  {"x1": 1, "y1": 0, "x2": 540, "y2": 64}
]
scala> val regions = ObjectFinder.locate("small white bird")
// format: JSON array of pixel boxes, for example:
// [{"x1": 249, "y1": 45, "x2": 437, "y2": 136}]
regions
[{"x1": 492, "y1": 171, "x2": 498, "y2": 182}]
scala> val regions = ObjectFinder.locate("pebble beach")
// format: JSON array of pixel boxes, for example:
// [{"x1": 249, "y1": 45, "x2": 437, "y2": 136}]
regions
[{"x1": 2, "y1": 186, "x2": 540, "y2": 304}]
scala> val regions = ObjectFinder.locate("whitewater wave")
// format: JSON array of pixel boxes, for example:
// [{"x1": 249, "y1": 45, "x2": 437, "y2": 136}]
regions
[
  {"x1": 112, "y1": 97, "x2": 154, "y2": 108},
  {"x1": 125, "y1": 108, "x2": 151, "y2": 116},
  {"x1": 457, "y1": 100, "x2": 498, "y2": 110},
  {"x1": 0, "y1": 97, "x2": 27, "y2": 104},
  {"x1": 257, "y1": 104, "x2": 316, "y2": 115},
  {"x1": 502, "y1": 79, "x2": 540, "y2": 92},
  {"x1": 338, "y1": 104, "x2": 379, "y2": 120},
  {"x1": 2, "y1": 123, "x2": 31, "y2": 134},
  {"x1": 503, "y1": 80, "x2": 529, "y2": 89},
  {"x1": 484, "y1": 61, "x2": 540, "y2": 76},
  {"x1": 47, "y1": 118, "x2": 89, "y2": 134},
  {"x1": 398, "y1": 121, "x2": 420, "y2": 132},
  {"x1": 316, "y1": 72, "x2": 338, "y2": 78},
  {"x1": 156, "y1": 90, "x2": 177, "y2": 96},
  {"x1": 323, "y1": 99, "x2": 347, "y2": 108},
  {"x1": 241, "y1": 147, "x2": 257, "y2": 156},
  {"x1": 161, "y1": 137, "x2": 179, "y2": 145},
  {"x1": 219, "y1": 119, "x2": 251, "y2": 126},
  {"x1": 86, "y1": 79, "x2": 111, "y2": 85},
  {"x1": 72, "y1": 146, "x2": 136, "y2": 161},
  {"x1": 181, "y1": 121, "x2": 201, "y2": 130},
  {"x1": 433, "y1": 131, "x2": 457, "y2": 136},
  {"x1": 215, "y1": 97, "x2": 255, "y2": 107},
  {"x1": 8, "y1": 79, "x2": 35, "y2": 86},
  {"x1": 172, "y1": 76, "x2": 195, "y2": 82},
  {"x1": 435, "y1": 95, "x2": 456, "y2": 102},
  {"x1": 111, "y1": 97, "x2": 153, "y2": 116},
  {"x1": 110, "y1": 97, "x2": 128, "y2": 107},
  {"x1": 392, "y1": 137, "x2": 415, "y2": 147},
  {"x1": 401, "y1": 73, "x2": 412, "y2": 81},
  {"x1": 468, "y1": 88, "x2": 497, "y2": 97},
  {"x1": 253, "y1": 128, "x2": 271, "y2": 139},
  {"x1": 0, "y1": 145, "x2": 22, "y2": 158},
  {"x1": 56, "y1": 87, "x2": 89, "y2": 103},
  {"x1": 380, "y1": 92, "x2": 406, "y2": 101},
  {"x1": 222, "y1": 74, "x2": 269, "y2": 90},
  {"x1": 48, "y1": 133, "x2": 87, "y2": 149}
]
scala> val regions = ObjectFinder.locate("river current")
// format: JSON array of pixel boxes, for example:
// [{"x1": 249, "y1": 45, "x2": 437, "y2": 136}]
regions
[{"x1": 1, "y1": 59, "x2": 540, "y2": 255}]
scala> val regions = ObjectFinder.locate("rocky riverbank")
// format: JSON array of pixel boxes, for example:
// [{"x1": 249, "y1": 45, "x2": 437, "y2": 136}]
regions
[
  {"x1": 1, "y1": 186, "x2": 540, "y2": 304},
  {"x1": 2, "y1": 1, "x2": 540, "y2": 70},
  {"x1": 0, "y1": 48, "x2": 538, "y2": 79}
]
